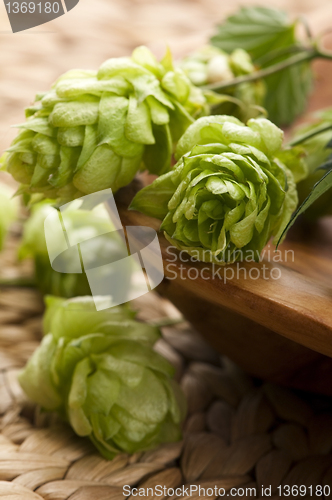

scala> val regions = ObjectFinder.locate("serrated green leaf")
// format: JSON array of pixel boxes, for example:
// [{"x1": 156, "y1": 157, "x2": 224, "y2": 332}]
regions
[
  {"x1": 210, "y1": 6, "x2": 312, "y2": 125},
  {"x1": 263, "y1": 61, "x2": 312, "y2": 126},
  {"x1": 211, "y1": 6, "x2": 295, "y2": 60}
]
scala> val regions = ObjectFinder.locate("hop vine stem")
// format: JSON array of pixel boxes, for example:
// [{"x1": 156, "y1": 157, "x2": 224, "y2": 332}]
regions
[{"x1": 204, "y1": 47, "x2": 332, "y2": 92}]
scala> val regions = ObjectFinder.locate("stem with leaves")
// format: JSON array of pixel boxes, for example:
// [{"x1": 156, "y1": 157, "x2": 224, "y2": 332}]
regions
[{"x1": 204, "y1": 46, "x2": 332, "y2": 93}]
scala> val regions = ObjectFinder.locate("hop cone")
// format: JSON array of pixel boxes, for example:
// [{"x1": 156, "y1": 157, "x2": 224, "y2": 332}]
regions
[
  {"x1": 19, "y1": 202, "x2": 128, "y2": 298},
  {"x1": 19, "y1": 296, "x2": 186, "y2": 459},
  {"x1": 131, "y1": 116, "x2": 298, "y2": 264},
  {"x1": 180, "y1": 46, "x2": 266, "y2": 122},
  {"x1": 3, "y1": 46, "x2": 206, "y2": 203},
  {"x1": 292, "y1": 109, "x2": 332, "y2": 219}
]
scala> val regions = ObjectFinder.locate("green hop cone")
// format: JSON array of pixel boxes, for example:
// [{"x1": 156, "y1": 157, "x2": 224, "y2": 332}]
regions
[
  {"x1": 291, "y1": 109, "x2": 332, "y2": 219},
  {"x1": 131, "y1": 116, "x2": 298, "y2": 264},
  {"x1": 3, "y1": 46, "x2": 206, "y2": 203},
  {"x1": 180, "y1": 45, "x2": 266, "y2": 122},
  {"x1": 19, "y1": 296, "x2": 186, "y2": 459},
  {"x1": 19, "y1": 202, "x2": 129, "y2": 298}
]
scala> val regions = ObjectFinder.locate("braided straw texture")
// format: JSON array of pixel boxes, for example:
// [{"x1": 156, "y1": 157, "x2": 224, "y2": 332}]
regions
[{"x1": 0, "y1": 233, "x2": 332, "y2": 499}]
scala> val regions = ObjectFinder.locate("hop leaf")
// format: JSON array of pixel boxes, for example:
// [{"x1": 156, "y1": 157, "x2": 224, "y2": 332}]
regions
[
  {"x1": 131, "y1": 116, "x2": 298, "y2": 264},
  {"x1": 3, "y1": 47, "x2": 206, "y2": 203},
  {"x1": 210, "y1": 6, "x2": 312, "y2": 126},
  {"x1": 19, "y1": 296, "x2": 186, "y2": 459}
]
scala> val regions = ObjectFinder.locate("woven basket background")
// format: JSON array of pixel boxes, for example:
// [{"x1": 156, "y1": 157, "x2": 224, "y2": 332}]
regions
[
  {"x1": 0, "y1": 229, "x2": 332, "y2": 499},
  {"x1": 1, "y1": 0, "x2": 332, "y2": 497}
]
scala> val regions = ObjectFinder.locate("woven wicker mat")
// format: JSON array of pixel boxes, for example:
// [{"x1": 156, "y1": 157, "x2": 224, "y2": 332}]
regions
[{"x1": 0, "y1": 234, "x2": 332, "y2": 499}]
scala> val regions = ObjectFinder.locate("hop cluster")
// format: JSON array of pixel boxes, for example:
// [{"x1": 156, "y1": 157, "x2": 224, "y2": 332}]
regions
[
  {"x1": 4, "y1": 46, "x2": 206, "y2": 202},
  {"x1": 180, "y1": 46, "x2": 265, "y2": 122},
  {"x1": 131, "y1": 116, "x2": 298, "y2": 264},
  {"x1": 19, "y1": 296, "x2": 186, "y2": 459}
]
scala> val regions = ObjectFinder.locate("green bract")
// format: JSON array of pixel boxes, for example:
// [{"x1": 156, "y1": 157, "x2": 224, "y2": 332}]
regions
[
  {"x1": 3, "y1": 46, "x2": 206, "y2": 203},
  {"x1": 19, "y1": 296, "x2": 186, "y2": 459},
  {"x1": 292, "y1": 109, "x2": 332, "y2": 219},
  {"x1": 0, "y1": 181, "x2": 19, "y2": 251},
  {"x1": 131, "y1": 116, "x2": 298, "y2": 264},
  {"x1": 19, "y1": 202, "x2": 127, "y2": 297},
  {"x1": 180, "y1": 45, "x2": 265, "y2": 122}
]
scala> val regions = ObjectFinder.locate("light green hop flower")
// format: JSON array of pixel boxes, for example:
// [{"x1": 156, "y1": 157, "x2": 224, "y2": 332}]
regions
[
  {"x1": 19, "y1": 202, "x2": 128, "y2": 298},
  {"x1": 131, "y1": 116, "x2": 298, "y2": 264},
  {"x1": 0, "y1": 180, "x2": 19, "y2": 251},
  {"x1": 180, "y1": 46, "x2": 266, "y2": 122},
  {"x1": 291, "y1": 109, "x2": 332, "y2": 219},
  {"x1": 19, "y1": 296, "x2": 186, "y2": 459},
  {"x1": 3, "y1": 46, "x2": 206, "y2": 203}
]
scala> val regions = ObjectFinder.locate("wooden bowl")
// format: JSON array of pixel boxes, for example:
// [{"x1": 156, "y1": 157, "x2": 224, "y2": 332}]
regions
[{"x1": 115, "y1": 182, "x2": 332, "y2": 396}]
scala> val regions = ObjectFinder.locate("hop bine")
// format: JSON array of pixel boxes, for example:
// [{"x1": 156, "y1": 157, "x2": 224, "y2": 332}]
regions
[
  {"x1": 2, "y1": 46, "x2": 206, "y2": 203},
  {"x1": 131, "y1": 116, "x2": 303, "y2": 264},
  {"x1": 19, "y1": 296, "x2": 186, "y2": 459}
]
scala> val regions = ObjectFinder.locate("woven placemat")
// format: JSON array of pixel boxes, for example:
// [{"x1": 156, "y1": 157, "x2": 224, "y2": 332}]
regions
[{"x1": 0, "y1": 236, "x2": 332, "y2": 500}]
